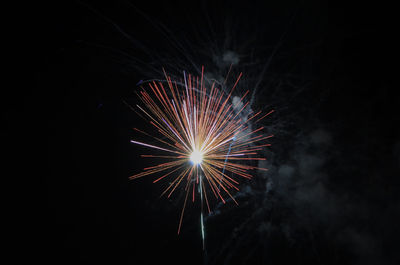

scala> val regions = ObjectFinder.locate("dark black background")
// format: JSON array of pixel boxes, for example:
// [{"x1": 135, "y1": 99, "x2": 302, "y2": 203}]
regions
[{"x1": 7, "y1": 1, "x2": 399, "y2": 264}]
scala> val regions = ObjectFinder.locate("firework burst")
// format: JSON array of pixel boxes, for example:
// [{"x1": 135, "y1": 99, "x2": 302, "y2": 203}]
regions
[{"x1": 130, "y1": 66, "x2": 274, "y2": 235}]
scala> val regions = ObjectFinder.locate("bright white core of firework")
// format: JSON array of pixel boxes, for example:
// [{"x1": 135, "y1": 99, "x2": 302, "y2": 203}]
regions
[{"x1": 190, "y1": 150, "x2": 203, "y2": 165}]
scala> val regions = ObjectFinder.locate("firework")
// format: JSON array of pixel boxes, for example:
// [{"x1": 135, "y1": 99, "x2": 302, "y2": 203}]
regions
[{"x1": 130, "y1": 66, "x2": 274, "y2": 235}]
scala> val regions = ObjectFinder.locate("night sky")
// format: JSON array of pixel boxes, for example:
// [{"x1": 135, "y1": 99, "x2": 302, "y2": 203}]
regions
[{"x1": 8, "y1": 1, "x2": 399, "y2": 264}]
